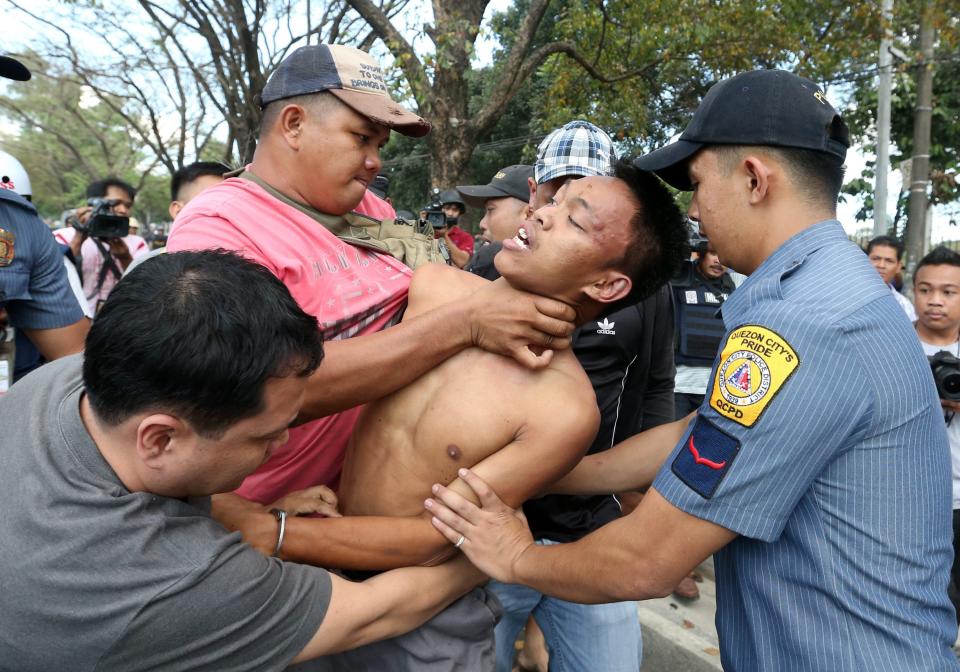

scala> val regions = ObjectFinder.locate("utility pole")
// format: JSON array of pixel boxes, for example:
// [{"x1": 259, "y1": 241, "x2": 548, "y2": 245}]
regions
[
  {"x1": 874, "y1": 0, "x2": 894, "y2": 236},
  {"x1": 904, "y1": 1, "x2": 935, "y2": 268}
]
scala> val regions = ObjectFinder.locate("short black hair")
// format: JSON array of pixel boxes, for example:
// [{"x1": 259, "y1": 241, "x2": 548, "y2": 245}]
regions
[
  {"x1": 84, "y1": 250, "x2": 324, "y2": 437},
  {"x1": 608, "y1": 160, "x2": 688, "y2": 310},
  {"x1": 171, "y1": 161, "x2": 231, "y2": 201},
  {"x1": 259, "y1": 91, "x2": 343, "y2": 137},
  {"x1": 86, "y1": 176, "x2": 137, "y2": 202},
  {"x1": 914, "y1": 246, "x2": 960, "y2": 284},
  {"x1": 714, "y1": 145, "x2": 846, "y2": 208},
  {"x1": 866, "y1": 235, "x2": 905, "y2": 260}
]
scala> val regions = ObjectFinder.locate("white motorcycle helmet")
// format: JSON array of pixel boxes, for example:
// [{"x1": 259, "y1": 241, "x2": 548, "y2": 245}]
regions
[{"x1": 0, "y1": 149, "x2": 31, "y2": 199}]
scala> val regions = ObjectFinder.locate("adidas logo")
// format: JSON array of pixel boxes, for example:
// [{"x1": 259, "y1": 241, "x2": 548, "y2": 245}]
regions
[{"x1": 596, "y1": 318, "x2": 616, "y2": 335}]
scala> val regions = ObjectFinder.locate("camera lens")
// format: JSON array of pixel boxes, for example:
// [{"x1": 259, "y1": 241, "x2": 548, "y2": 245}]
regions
[{"x1": 940, "y1": 370, "x2": 960, "y2": 400}]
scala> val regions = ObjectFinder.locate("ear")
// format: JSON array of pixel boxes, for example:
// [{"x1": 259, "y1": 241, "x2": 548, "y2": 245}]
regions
[
  {"x1": 584, "y1": 271, "x2": 632, "y2": 305},
  {"x1": 527, "y1": 176, "x2": 538, "y2": 208},
  {"x1": 741, "y1": 154, "x2": 773, "y2": 205},
  {"x1": 277, "y1": 104, "x2": 307, "y2": 149},
  {"x1": 136, "y1": 414, "x2": 188, "y2": 470},
  {"x1": 168, "y1": 201, "x2": 183, "y2": 220}
]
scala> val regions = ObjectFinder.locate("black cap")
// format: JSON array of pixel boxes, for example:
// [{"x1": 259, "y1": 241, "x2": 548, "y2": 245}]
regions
[
  {"x1": 0, "y1": 55, "x2": 30, "y2": 81},
  {"x1": 456, "y1": 164, "x2": 533, "y2": 208},
  {"x1": 438, "y1": 190, "x2": 465, "y2": 209},
  {"x1": 369, "y1": 174, "x2": 389, "y2": 200},
  {"x1": 634, "y1": 69, "x2": 849, "y2": 190}
]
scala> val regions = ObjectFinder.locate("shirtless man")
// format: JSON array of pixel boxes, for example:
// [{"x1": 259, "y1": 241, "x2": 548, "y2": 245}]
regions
[{"x1": 217, "y1": 160, "x2": 687, "y2": 669}]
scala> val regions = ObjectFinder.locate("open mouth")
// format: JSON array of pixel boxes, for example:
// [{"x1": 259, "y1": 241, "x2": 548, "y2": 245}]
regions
[{"x1": 511, "y1": 226, "x2": 530, "y2": 250}]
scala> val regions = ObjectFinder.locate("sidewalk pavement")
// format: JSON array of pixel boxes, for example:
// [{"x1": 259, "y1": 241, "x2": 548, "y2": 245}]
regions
[{"x1": 639, "y1": 559, "x2": 722, "y2": 672}]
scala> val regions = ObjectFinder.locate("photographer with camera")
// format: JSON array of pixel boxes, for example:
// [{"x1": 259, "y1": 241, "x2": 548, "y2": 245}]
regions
[
  {"x1": 54, "y1": 177, "x2": 148, "y2": 314},
  {"x1": 913, "y1": 245, "x2": 960, "y2": 623},
  {"x1": 433, "y1": 190, "x2": 474, "y2": 268}
]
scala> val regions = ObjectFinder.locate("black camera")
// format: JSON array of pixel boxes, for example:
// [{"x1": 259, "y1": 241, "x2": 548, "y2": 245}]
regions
[
  {"x1": 70, "y1": 198, "x2": 129, "y2": 239},
  {"x1": 420, "y1": 208, "x2": 447, "y2": 230},
  {"x1": 928, "y1": 350, "x2": 960, "y2": 401}
]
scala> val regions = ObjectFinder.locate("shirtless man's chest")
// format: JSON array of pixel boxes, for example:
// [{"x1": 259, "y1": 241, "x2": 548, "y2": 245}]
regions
[{"x1": 340, "y1": 346, "x2": 577, "y2": 516}]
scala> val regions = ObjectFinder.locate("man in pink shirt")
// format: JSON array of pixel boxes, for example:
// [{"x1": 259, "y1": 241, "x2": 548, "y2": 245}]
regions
[{"x1": 167, "y1": 44, "x2": 576, "y2": 505}]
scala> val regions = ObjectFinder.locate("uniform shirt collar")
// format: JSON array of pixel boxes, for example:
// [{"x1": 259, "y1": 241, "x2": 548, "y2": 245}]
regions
[{"x1": 721, "y1": 219, "x2": 844, "y2": 325}]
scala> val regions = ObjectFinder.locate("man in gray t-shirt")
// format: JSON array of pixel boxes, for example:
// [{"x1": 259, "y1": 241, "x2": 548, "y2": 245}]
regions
[{"x1": 0, "y1": 250, "x2": 480, "y2": 671}]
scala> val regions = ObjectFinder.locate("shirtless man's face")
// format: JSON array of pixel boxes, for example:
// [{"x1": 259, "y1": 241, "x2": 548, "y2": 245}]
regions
[{"x1": 495, "y1": 176, "x2": 635, "y2": 307}]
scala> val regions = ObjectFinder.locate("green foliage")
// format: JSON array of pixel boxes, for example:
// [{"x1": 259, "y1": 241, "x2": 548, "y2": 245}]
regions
[
  {"x1": 382, "y1": 61, "x2": 546, "y2": 231},
  {"x1": 843, "y1": 0, "x2": 960, "y2": 227},
  {"x1": 0, "y1": 53, "x2": 178, "y2": 225},
  {"x1": 537, "y1": 0, "x2": 883, "y2": 151},
  {"x1": 0, "y1": 59, "x2": 152, "y2": 218}
]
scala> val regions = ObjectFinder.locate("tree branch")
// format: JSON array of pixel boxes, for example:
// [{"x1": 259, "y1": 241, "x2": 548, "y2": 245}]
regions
[
  {"x1": 344, "y1": 0, "x2": 431, "y2": 107},
  {"x1": 473, "y1": 40, "x2": 660, "y2": 136}
]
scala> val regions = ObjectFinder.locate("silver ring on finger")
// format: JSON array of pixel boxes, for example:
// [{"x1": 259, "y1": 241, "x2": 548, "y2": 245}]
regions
[{"x1": 454, "y1": 535, "x2": 465, "y2": 549}]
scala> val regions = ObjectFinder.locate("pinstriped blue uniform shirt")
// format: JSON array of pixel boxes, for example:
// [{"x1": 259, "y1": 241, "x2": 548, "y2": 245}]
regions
[
  {"x1": 0, "y1": 189, "x2": 83, "y2": 330},
  {"x1": 653, "y1": 220, "x2": 959, "y2": 671}
]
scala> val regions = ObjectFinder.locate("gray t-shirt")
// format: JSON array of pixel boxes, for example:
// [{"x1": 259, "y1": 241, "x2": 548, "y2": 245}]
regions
[{"x1": 0, "y1": 355, "x2": 331, "y2": 671}]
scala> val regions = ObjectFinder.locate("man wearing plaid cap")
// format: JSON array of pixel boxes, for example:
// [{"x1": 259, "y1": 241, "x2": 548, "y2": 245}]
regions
[
  {"x1": 468, "y1": 121, "x2": 675, "y2": 672},
  {"x1": 167, "y1": 44, "x2": 576, "y2": 507}
]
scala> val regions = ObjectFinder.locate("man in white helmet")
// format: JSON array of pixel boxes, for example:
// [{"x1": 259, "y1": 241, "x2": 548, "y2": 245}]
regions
[{"x1": 0, "y1": 54, "x2": 88, "y2": 392}]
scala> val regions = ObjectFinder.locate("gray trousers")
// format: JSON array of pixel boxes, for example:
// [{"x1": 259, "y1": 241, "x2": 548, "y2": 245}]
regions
[{"x1": 295, "y1": 587, "x2": 501, "y2": 672}]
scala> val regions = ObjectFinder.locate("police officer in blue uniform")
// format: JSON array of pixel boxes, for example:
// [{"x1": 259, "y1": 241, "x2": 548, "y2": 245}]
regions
[
  {"x1": 0, "y1": 54, "x2": 87, "y2": 388},
  {"x1": 424, "y1": 69, "x2": 960, "y2": 671}
]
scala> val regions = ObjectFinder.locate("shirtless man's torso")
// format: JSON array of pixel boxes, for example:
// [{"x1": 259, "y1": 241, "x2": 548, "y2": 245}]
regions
[{"x1": 281, "y1": 263, "x2": 599, "y2": 569}]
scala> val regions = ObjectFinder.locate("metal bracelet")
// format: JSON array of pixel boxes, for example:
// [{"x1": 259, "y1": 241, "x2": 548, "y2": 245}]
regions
[{"x1": 269, "y1": 508, "x2": 287, "y2": 557}]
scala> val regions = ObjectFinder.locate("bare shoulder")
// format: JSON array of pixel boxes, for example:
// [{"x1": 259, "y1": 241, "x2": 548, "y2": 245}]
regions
[
  {"x1": 533, "y1": 351, "x2": 600, "y2": 432},
  {"x1": 406, "y1": 263, "x2": 488, "y2": 319}
]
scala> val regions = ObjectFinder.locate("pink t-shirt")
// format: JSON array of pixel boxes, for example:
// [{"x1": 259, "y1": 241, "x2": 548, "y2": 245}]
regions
[
  {"x1": 359, "y1": 190, "x2": 396, "y2": 220},
  {"x1": 167, "y1": 177, "x2": 412, "y2": 503},
  {"x1": 52, "y1": 228, "x2": 149, "y2": 313}
]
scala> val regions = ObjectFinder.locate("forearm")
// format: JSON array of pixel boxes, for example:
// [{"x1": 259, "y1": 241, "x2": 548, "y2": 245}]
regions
[
  {"x1": 297, "y1": 302, "x2": 471, "y2": 420},
  {"x1": 549, "y1": 415, "x2": 691, "y2": 495},
  {"x1": 446, "y1": 242, "x2": 470, "y2": 268},
  {"x1": 368, "y1": 553, "x2": 484, "y2": 620},
  {"x1": 23, "y1": 319, "x2": 89, "y2": 361},
  {"x1": 512, "y1": 519, "x2": 669, "y2": 603},
  {"x1": 281, "y1": 515, "x2": 453, "y2": 570},
  {"x1": 328, "y1": 555, "x2": 485, "y2": 656}
]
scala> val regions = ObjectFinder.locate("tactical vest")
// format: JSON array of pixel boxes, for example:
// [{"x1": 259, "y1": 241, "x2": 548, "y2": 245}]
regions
[
  {"x1": 239, "y1": 171, "x2": 447, "y2": 269},
  {"x1": 671, "y1": 263, "x2": 736, "y2": 367}
]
